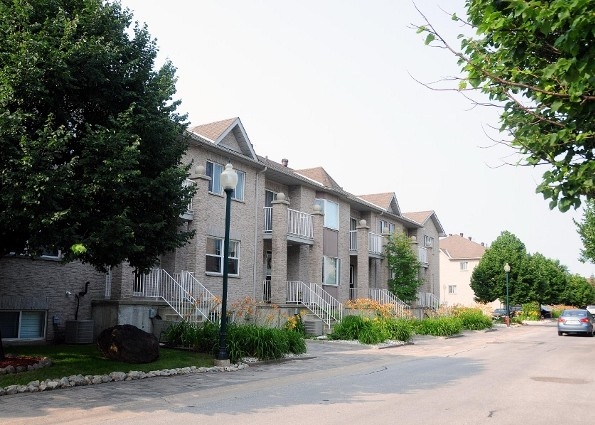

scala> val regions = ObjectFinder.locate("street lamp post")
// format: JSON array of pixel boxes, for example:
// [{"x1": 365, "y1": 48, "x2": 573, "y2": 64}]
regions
[
  {"x1": 216, "y1": 163, "x2": 238, "y2": 364},
  {"x1": 504, "y1": 263, "x2": 511, "y2": 327}
]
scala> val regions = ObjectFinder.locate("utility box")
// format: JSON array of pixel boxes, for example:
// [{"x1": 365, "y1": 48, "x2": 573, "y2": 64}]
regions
[{"x1": 65, "y1": 320, "x2": 94, "y2": 344}]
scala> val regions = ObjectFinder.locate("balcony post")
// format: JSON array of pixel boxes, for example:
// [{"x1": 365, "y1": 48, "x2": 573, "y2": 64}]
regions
[
  {"x1": 356, "y1": 219, "x2": 370, "y2": 296},
  {"x1": 309, "y1": 203, "x2": 324, "y2": 284},
  {"x1": 188, "y1": 165, "x2": 211, "y2": 275},
  {"x1": 271, "y1": 193, "x2": 289, "y2": 304}
]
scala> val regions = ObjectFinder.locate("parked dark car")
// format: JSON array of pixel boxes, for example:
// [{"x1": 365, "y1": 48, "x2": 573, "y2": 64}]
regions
[
  {"x1": 540, "y1": 305, "x2": 552, "y2": 319},
  {"x1": 492, "y1": 308, "x2": 507, "y2": 319},
  {"x1": 557, "y1": 309, "x2": 594, "y2": 336}
]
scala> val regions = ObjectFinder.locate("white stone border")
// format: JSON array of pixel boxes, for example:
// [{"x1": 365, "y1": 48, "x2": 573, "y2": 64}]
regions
[{"x1": 0, "y1": 362, "x2": 248, "y2": 396}]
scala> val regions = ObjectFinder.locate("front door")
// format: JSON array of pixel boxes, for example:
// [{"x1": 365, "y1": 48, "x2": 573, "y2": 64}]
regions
[{"x1": 264, "y1": 250, "x2": 272, "y2": 302}]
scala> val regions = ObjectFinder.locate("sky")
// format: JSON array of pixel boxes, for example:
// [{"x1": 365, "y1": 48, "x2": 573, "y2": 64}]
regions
[{"x1": 118, "y1": 0, "x2": 594, "y2": 278}]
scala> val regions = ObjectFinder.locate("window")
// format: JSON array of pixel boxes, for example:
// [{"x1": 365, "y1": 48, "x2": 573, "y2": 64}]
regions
[
  {"x1": 206, "y1": 237, "x2": 240, "y2": 276},
  {"x1": 0, "y1": 311, "x2": 46, "y2": 339},
  {"x1": 379, "y1": 220, "x2": 395, "y2": 234},
  {"x1": 206, "y1": 161, "x2": 245, "y2": 201},
  {"x1": 448, "y1": 285, "x2": 457, "y2": 294},
  {"x1": 315, "y1": 199, "x2": 339, "y2": 230},
  {"x1": 322, "y1": 256, "x2": 340, "y2": 285},
  {"x1": 460, "y1": 261, "x2": 468, "y2": 271},
  {"x1": 424, "y1": 235, "x2": 434, "y2": 248}
]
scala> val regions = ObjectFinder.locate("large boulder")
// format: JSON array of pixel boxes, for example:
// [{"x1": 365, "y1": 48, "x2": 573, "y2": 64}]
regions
[{"x1": 97, "y1": 324, "x2": 159, "y2": 364}]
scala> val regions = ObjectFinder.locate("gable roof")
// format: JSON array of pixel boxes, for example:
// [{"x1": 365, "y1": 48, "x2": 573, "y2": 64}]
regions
[
  {"x1": 439, "y1": 234, "x2": 486, "y2": 260},
  {"x1": 188, "y1": 117, "x2": 257, "y2": 161},
  {"x1": 357, "y1": 193, "x2": 401, "y2": 216},
  {"x1": 403, "y1": 210, "x2": 446, "y2": 237},
  {"x1": 294, "y1": 167, "x2": 343, "y2": 191}
]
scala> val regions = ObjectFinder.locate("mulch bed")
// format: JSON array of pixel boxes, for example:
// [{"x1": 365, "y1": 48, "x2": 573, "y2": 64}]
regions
[{"x1": 0, "y1": 355, "x2": 45, "y2": 370}]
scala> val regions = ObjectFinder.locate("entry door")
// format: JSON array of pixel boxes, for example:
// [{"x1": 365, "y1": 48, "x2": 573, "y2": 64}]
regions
[
  {"x1": 349, "y1": 264, "x2": 356, "y2": 300},
  {"x1": 263, "y1": 251, "x2": 272, "y2": 302}
]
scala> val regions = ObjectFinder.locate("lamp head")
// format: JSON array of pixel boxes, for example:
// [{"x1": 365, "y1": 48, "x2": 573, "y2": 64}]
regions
[
  {"x1": 220, "y1": 163, "x2": 238, "y2": 191},
  {"x1": 504, "y1": 263, "x2": 511, "y2": 273}
]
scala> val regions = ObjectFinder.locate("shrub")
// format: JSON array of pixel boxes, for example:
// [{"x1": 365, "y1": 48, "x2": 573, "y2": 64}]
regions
[
  {"x1": 163, "y1": 321, "x2": 306, "y2": 364},
  {"x1": 453, "y1": 308, "x2": 493, "y2": 330},
  {"x1": 328, "y1": 315, "x2": 367, "y2": 341},
  {"x1": 416, "y1": 316, "x2": 462, "y2": 336},
  {"x1": 383, "y1": 318, "x2": 415, "y2": 341}
]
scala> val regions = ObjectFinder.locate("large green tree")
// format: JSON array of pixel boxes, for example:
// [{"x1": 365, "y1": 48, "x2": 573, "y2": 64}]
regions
[
  {"x1": 385, "y1": 232, "x2": 421, "y2": 303},
  {"x1": 518, "y1": 253, "x2": 567, "y2": 306},
  {"x1": 0, "y1": 0, "x2": 195, "y2": 272},
  {"x1": 417, "y1": 0, "x2": 595, "y2": 212},
  {"x1": 470, "y1": 231, "x2": 526, "y2": 304},
  {"x1": 575, "y1": 200, "x2": 595, "y2": 264},
  {"x1": 561, "y1": 273, "x2": 595, "y2": 307}
]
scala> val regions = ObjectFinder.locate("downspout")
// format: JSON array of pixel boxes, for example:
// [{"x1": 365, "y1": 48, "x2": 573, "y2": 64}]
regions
[{"x1": 253, "y1": 165, "x2": 268, "y2": 300}]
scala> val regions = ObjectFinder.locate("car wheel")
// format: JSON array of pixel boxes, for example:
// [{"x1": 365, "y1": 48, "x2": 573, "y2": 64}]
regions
[{"x1": 558, "y1": 331, "x2": 563, "y2": 336}]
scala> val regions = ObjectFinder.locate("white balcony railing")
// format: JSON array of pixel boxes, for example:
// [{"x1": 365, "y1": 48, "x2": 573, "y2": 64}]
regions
[
  {"x1": 349, "y1": 230, "x2": 357, "y2": 251},
  {"x1": 368, "y1": 232, "x2": 384, "y2": 255},
  {"x1": 418, "y1": 246, "x2": 429, "y2": 266},
  {"x1": 182, "y1": 179, "x2": 195, "y2": 213},
  {"x1": 263, "y1": 207, "x2": 314, "y2": 240},
  {"x1": 287, "y1": 208, "x2": 313, "y2": 239},
  {"x1": 264, "y1": 207, "x2": 273, "y2": 233}
]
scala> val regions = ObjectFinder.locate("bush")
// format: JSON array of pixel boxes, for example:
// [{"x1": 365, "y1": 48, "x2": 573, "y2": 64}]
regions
[
  {"x1": 416, "y1": 316, "x2": 462, "y2": 337},
  {"x1": 330, "y1": 316, "x2": 414, "y2": 344},
  {"x1": 453, "y1": 308, "x2": 493, "y2": 330},
  {"x1": 163, "y1": 320, "x2": 306, "y2": 364},
  {"x1": 328, "y1": 315, "x2": 367, "y2": 341}
]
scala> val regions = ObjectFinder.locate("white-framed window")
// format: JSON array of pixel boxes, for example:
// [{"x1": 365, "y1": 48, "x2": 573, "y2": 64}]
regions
[
  {"x1": 8, "y1": 246, "x2": 62, "y2": 260},
  {"x1": 448, "y1": 285, "x2": 457, "y2": 294},
  {"x1": 379, "y1": 220, "x2": 395, "y2": 234},
  {"x1": 424, "y1": 235, "x2": 434, "y2": 248},
  {"x1": 206, "y1": 237, "x2": 240, "y2": 276},
  {"x1": 315, "y1": 199, "x2": 339, "y2": 230},
  {"x1": 0, "y1": 311, "x2": 47, "y2": 339},
  {"x1": 206, "y1": 161, "x2": 245, "y2": 201},
  {"x1": 460, "y1": 261, "x2": 468, "y2": 271},
  {"x1": 322, "y1": 256, "x2": 341, "y2": 285}
]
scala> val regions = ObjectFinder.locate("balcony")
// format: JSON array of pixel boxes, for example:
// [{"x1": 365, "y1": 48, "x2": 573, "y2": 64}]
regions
[
  {"x1": 180, "y1": 179, "x2": 195, "y2": 221},
  {"x1": 418, "y1": 246, "x2": 429, "y2": 267},
  {"x1": 368, "y1": 232, "x2": 383, "y2": 256},
  {"x1": 263, "y1": 207, "x2": 314, "y2": 243}
]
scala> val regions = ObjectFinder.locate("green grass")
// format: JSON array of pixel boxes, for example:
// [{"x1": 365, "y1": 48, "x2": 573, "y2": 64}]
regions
[{"x1": 0, "y1": 343, "x2": 213, "y2": 387}]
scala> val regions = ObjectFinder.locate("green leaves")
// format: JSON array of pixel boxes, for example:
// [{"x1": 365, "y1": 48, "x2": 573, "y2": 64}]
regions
[
  {"x1": 418, "y1": 0, "x2": 595, "y2": 211},
  {"x1": 384, "y1": 232, "x2": 421, "y2": 303},
  {"x1": 0, "y1": 0, "x2": 193, "y2": 271}
]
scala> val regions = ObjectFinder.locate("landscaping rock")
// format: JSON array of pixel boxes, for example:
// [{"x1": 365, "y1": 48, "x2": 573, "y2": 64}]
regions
[{"x1": 97, "y1": 324, "x2": 159, "y2": 364}]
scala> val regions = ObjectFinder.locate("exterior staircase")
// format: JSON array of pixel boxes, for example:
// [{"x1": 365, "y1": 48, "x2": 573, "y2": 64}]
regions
[
  {"x1": 286, "y1": 281, "x2": 343, "y2": 329},
  {"x1": 369, "y1": 288, "x2": 410, "y2": 317},
  {"x1": 139, "y1": 269, "x2": 220, "y2": 323}
]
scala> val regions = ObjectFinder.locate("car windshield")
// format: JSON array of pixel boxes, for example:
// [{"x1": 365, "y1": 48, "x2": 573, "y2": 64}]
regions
[{"x1": 562, "y1": 310, "x2": 587, "y2": 317}]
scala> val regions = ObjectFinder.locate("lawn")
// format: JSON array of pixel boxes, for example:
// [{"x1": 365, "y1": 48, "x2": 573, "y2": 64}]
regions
[{"x1": 0, "y1": 344, "x2": 214, "y2": 388}]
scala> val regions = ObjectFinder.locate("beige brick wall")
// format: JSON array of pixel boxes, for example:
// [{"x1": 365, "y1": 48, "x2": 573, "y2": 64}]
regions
[{"x1": 0, "y1": 257, "x2": 106, "y2": 341}]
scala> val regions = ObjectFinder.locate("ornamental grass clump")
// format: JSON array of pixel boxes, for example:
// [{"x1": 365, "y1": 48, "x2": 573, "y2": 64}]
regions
[
  {"x1": 452, "y1": 307, "x2": 493, "y2": 330},
  {"x1": 415, "y1": 316, "x2": 462, "y2": 337},
  {"x1": 329, "y1": 316, "x2": 414, "y2": 344},
  {"x1": 163, "y1": 320, "x2": 306, "y2": 364}
]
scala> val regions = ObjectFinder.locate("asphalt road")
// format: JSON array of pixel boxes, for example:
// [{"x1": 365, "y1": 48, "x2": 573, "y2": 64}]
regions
[{"x1": 1, "y1": 322, "x2": 593, "y2": 424}]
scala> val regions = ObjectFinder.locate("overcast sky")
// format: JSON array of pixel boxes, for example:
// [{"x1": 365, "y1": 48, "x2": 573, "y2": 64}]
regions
[{"x1": 119, "y1": 0, "x2": 594, "y2": 278}]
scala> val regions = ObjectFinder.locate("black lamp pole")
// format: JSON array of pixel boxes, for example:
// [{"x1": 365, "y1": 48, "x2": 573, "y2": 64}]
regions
[
  {"x1": 217, "y1": 163, "x2": 237, "y2": 362},
  {"x1": 504, "y1": 263, "x2": 511, "y2": 327}
]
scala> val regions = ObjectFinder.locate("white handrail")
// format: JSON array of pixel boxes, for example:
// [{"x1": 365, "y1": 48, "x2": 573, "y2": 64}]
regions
[
  {"x1": 369, "y1": 288, "x2": 410, "y2": 317},
  {"x1": 286, "y1": 281, "x2": 342, "y2": 326},
  {"x1": 134, "y1": 269, "x2": 220, "y2": 322},
  {"x1": 416, "y1": 291, "x2": 440, "y2": 310}
]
